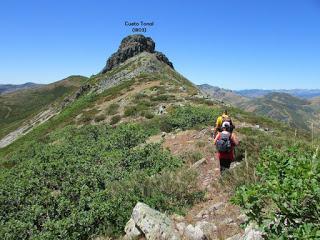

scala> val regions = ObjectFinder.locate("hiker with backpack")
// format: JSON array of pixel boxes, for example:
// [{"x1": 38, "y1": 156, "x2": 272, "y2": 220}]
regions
[
  {"x1": 213, "y1": 110, "x2": 235, "y2": 138},
  {"x1": 214, "y1": 121, "x2": 239, "y2": 174}
]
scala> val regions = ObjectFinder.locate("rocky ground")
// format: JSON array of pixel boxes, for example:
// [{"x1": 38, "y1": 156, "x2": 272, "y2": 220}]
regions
[
  {"x1": 122, "y1": 126, "x2": 264, "y2": 239},
  {"x1": 122, "y1": 116, "x2": 275, "y2": 240}
]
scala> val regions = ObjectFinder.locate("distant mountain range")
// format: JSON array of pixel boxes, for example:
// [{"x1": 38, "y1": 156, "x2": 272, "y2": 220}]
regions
[
  {"x1": 0, "y1": 82, "x2": 43, "y2": 94},
  {"x1": 238, "y1": 92, "x2": 320, "y2": 130},
  {"x1": 199, "y1": 84, "x2": 249, "y2": 105},
  {"x1": 199, "y1": 84, "x2": 320, "y2": 132},
  {"x1": 235, "y1": 89, "x2": 320, "y2": 99}
]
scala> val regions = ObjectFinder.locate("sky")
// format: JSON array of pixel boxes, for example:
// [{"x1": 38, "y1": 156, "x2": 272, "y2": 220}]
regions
[{"x1": 0, "y1": 0, "x2": 320, "y2": 90}]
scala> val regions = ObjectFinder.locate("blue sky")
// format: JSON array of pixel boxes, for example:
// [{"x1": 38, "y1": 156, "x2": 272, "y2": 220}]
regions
[{"x1": 0, "y1": 0, "x2": 320, "y2": 89}]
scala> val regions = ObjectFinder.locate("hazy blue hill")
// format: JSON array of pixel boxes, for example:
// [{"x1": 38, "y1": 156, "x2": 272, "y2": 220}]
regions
[
  {"x1": 0, "y1": 82, "x2": 44, "y2": 94},
  {"x1": 198, "y1": 84, "x2": 249, "y2": 105},
  {"x1": 240, "y1": 92, "x2": 319, "y2": 131},
  {"x1": 236, "y1": 88, "x2": 320, "y2": 99},
  {"x1": 200, "y1": 83, "x2": 320, "y2": 132},
  {"x1": 311, "y1": 96, "x2": 320, "y2": 105}
]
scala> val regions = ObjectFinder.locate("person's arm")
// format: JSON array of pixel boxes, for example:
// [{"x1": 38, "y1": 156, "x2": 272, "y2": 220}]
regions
[
  {"x1": 231, "y1": 133, "x2": 239, "y2": 145},
  {"x1": 214, "y1": 132, "x2": 220, "y2": 144}
]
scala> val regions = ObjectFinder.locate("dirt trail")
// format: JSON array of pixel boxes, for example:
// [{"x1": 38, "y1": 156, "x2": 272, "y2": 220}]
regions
[{"x1": 161, "y1": 128, "x2": 244, "y2": 239}]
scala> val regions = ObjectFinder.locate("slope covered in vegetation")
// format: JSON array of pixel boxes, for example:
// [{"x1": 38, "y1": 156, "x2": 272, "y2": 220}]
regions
[
  {"x1": 239, "y1": 92, "x2": 320, "y2": 131},
  {"x1": 0, "y1": 35, "x2": 319, "y2": 239},
  {"x1": 0, "y1": 103, "x2": 220, "y2": 238},
  {"x1": 0, "y1": 75, "x2": 88, "y2": 139}
]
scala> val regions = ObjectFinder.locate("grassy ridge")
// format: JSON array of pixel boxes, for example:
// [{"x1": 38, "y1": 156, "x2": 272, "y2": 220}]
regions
[
  {"x1": 0, "y1": 76, "x2": 88, "y2": 139},
  {"x1": 0, "y1": 104, "x2": 220, "y2": 239},
  {"x1": 0, "y1": 78, "x2": 136, "y2": 159}
]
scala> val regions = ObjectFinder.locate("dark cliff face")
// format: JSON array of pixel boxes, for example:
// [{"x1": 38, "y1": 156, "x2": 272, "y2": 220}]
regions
[{"x1": 100, "y1": 34, "x2": 173, "y2": 73}]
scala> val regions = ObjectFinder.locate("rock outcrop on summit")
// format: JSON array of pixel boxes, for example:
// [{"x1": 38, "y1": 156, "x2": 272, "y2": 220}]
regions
[{"x1": 100, "y1": 34, "x2": 174, "y2": 73}]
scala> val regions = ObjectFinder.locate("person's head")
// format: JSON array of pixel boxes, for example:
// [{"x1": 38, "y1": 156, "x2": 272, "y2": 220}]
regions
[
  {"x1": 223, "y1": 109, "x2": 228, "y2": 115},
  {"x1": 221, "y1": 121, "x2": 231, "y2": 132}
]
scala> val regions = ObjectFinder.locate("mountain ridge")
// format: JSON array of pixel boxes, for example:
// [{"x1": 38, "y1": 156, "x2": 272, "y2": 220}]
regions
[
  {"x1": 0, "y1": 34, "x2": 318, "y2": 240},
  {"x1": 0, "y1": 82, "x2": 43, "y2": 94},
  {"x1": 235, "y1": 88, "x2": 320, "y2": 99},
  {"x1": 0, "y1": 75, "x2": 88, "y2": 145},
  {"x1": 199, "y1": 83, "x2": 320, "y2": 132}
]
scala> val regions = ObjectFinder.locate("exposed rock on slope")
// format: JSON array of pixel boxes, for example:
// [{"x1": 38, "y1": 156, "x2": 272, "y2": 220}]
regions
[
  {"x1": 98, "y1": 52, "x2": 174, "y2": 92},
  {"x1": 100, "y1": 34, "x2": 173, "y2": 73},
  {"x1": 124, "y1": 202, "x2": 180, "y2": 240}
]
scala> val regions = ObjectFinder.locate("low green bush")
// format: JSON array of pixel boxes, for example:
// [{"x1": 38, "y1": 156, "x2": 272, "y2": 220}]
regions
[
  {"x1": 151, "y1": 94, "x2": 175, "y2": 102},
  {"x1": 106, "y1": 103, "x2": 119, "y2": 115},
  {"x1": 94, "y1": 115, "x2": 105, "y2": 122},
  {"x1": 232, "y1": 145, "x2": 320, "y2": 239},
  {"x1": 124, "y1": 105, "x2": 139, "y2": 117},
  {"x1": 110, "y1": 115, "x2": 121, "y2": 125},
  {"x1": 180, "y1": 151, "x2": 203, "y2": 165},
  {"x1": 141, "y1": 111, "x2": 154, "y2": 119},
  {"x1": 124, "y1": 102, "x2": 151, "y2": 117},
  {"x1": 160, "y1": 105, "x2": 219, "y2": 132},
  {"x1": 0, "y1": 123, "x2": 202, "y2": 239}
]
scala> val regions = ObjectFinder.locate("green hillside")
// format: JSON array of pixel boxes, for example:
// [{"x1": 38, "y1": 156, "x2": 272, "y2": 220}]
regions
[
  {"x1": 0, "y1": 75, "x2": 88, "y2": 139},
  {"x1": 199, "y1": 84, "x2": 320, "y2": 134},
  {"x1": 239, "y1": 92, "x2": 320, "y2": 132},
  {"x1": 0, "y1": 36, "x2": 319, "y2": 239}
]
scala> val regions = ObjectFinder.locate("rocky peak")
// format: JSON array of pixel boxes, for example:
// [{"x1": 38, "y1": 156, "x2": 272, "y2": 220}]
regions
[
  {"x1": 100, "y1": 34, "x2": 173, "y2": 73},
  {"x1": 119, "y1": 34, "x2": 155, "y2": 52}
]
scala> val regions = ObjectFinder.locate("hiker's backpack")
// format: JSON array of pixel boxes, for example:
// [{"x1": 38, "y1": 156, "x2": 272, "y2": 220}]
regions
[
  {"x1": 216, "y1": 132, "x2": 232, "y2": 152},
  {"x1": 222, "y1": 115, "x2": 234, "y2": 132}
]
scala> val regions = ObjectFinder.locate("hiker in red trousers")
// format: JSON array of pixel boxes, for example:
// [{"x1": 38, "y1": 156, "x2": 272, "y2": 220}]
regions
[{"x1": 214, "y1": 121, "x2": 239, "y2": 174}]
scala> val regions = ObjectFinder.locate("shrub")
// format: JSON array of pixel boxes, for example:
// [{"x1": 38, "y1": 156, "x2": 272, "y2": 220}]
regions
[
  {"x1": 134, "y1": 93, "x2": 147, "y2": 100},
  {"x1": 106, "y1": 103, "x2": 119, "y2": 115},
  {"x1": 196, "y1": 141, "x2": 206, "y2": 148},
  {"x1": 124, "y1": 106, "x2": 138, "y2": 117},
  {"x1": 124, "y1": 103, "x2": 150, "y2": 117},
  {"x1": 0, "y1": 123, "x2": 202, "y2": 239},
  {"x1": 160, "y1": 105, "x2": 219, "y2": 132},
  {"x1": 181, "y1": 151, "x2": 203, "y2": 165},
  {"x1": 95, "y1": 115, "x2": 105, "y2": 122},
  {"x1": 79, "y1": 113, "x2": 93, "y2": 123},
  {"x1": 232, "y1": 145, "x2": 320, "y2": 239},
  {"x1": 110, "y1": 115, "x2": 121, "y2": 125},
  {"x1": 151, "y1": 94, "x2": 175, "y2": 102},
  {"x1": 142, "y1": 111, "x2": 154, "y2": 119}
]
